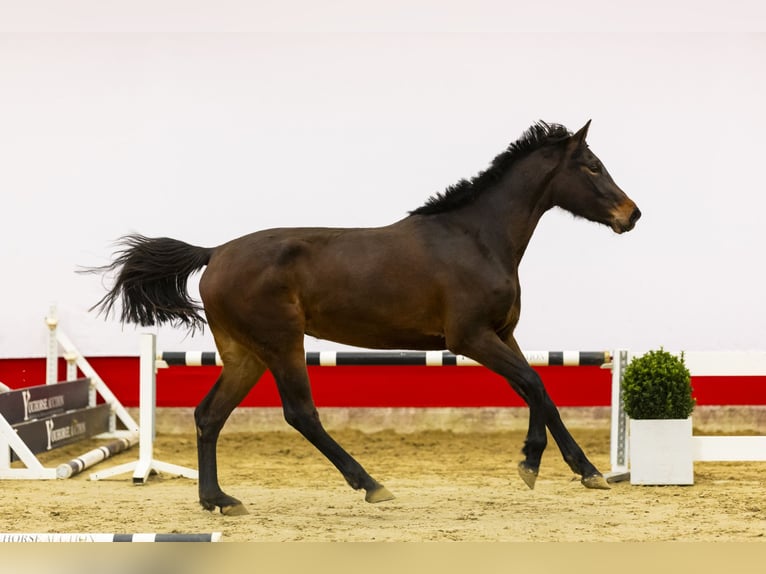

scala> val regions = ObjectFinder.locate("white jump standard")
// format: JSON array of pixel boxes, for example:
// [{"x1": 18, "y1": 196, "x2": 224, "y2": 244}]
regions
[{"x1": 90, "y1": 334, "x2": 198, "y2": 483}]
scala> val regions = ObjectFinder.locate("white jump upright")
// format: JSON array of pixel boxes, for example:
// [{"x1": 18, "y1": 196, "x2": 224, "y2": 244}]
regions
[
  {"x1": 606, "y1": 349, "x2": 630, "y2": 482},
  {"x1": 90, "y1": 334, "x2": 198, "y2": 483}
]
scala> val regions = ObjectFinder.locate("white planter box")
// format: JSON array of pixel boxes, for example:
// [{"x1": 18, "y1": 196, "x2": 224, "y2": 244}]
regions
[{"x1": 629, "y1": 418, "x2": 694, "y2": 485}]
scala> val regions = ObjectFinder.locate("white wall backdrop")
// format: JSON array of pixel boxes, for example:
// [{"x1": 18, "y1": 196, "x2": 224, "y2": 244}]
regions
[{"x1": 1, "y1": 2, "x2": 765, "y2": 358}]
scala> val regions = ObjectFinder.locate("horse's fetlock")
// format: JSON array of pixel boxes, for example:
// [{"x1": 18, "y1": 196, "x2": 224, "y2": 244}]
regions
[{"x1": 345, "y1": 476, "x2": 364, "y2": 490}]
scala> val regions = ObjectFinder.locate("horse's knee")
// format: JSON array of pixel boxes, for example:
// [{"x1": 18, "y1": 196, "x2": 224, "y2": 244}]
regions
[
  {"x1": 193, "y1": 404, "x2": 204, "y2": 427},
  {"x1": 521, "y1": 369, "x2": 547, "y2": 400},
  {"x1": 283, "y1": 405, "x2": 320, "y2": 434},
  {"x1": 194, "y1": 404, "x2": 211, "y2": 433},
  {"x1": 194, "y1": 403, "x2": 228, "y2": 444}
]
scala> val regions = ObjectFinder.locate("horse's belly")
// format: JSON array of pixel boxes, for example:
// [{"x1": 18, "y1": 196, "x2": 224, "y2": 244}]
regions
[{"x1": 304, "y1": 316, "x2": 446, "y2": 351}]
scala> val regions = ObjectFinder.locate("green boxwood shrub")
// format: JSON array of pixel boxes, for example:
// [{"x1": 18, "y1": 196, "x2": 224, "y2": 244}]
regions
[{"x1": 621, "y1": 348, "x2": 695, "y2": 419}]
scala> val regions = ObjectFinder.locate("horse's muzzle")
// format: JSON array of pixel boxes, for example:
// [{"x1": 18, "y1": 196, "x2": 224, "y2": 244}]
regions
[{"x1": 612, "y1": 204, "x2": 641, "y2": 234}]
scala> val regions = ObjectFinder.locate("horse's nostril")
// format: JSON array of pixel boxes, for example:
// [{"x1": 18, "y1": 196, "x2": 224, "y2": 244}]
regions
[{"x1": 629, "y1": 207, "x2": 642, "y2": 225}]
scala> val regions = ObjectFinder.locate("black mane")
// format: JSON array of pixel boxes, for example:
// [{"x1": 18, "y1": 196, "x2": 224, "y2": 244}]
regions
[{"x1": 409, "y1": 121, "x2": 572, "y2": 216}]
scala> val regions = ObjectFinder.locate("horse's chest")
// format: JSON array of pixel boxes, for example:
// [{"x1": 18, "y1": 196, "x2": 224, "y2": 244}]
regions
[{"x1": 484, "y1": 281, "x2": 521, "y2": 332}]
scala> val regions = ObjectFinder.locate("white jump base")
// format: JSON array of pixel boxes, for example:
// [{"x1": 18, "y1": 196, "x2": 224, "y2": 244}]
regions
[{"x1": 90, "y1": 334, "x2": 197, "y2": 483}]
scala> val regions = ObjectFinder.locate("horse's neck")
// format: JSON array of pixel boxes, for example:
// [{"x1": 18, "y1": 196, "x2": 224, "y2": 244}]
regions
[{"x1": 457, "y1": 169, "x2": 553, "y2": 264}]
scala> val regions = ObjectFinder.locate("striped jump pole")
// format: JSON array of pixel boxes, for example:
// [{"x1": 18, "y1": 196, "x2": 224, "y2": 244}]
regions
[
  {"x1": 158, "y1": 350, "x2": 611, "y2": 368},
  {"x1": 56, "y1": 433, "x2": 139, "y2": 479},
  {"x1": 0, "y1": 532, "x2": 221, "y2": 542}
]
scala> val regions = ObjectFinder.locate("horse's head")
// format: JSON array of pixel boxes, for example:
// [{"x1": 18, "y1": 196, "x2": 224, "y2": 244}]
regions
[{"x1": 549, "y1": 121, "x2": 641, "y2": 234}]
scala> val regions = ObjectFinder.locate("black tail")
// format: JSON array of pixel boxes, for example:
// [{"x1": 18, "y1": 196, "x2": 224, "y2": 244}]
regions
[{"x1": 85, "y1": 234, "x2": 213, "y2": 333}]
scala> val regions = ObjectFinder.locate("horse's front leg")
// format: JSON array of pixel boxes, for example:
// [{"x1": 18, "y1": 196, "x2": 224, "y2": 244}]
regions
[
  {"x1": 504, "y1": 336, "x2": 609, "y2": 489},
  {"x1": 455, "y1": 333, "x2": 609, "y2": 489}
]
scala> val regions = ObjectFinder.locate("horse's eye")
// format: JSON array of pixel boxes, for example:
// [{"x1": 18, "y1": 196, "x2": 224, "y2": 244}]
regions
[{"x1": 587, "y1": 164, "x2": 601, "y2": 174}]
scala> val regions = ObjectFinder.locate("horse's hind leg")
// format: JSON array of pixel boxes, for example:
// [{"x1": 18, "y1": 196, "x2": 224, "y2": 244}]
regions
[
  {"x1": 195, "y1": 347, "x2": 266, "y2": 516},
  {"x1": 270, "y1": 351, "x2": 394, "y2": 503}
]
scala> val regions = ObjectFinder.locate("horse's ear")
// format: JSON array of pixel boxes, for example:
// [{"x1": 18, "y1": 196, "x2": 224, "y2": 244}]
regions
[{"x1": 567, "y1": 120, "x2": 591, "y2": 153}]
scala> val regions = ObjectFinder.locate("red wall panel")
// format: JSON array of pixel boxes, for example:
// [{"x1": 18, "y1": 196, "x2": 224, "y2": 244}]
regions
[{"x1": 1, "y1": 358, "x2": 764, "y2": 408}]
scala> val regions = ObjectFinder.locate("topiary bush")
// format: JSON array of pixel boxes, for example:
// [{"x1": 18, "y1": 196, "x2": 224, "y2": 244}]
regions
[{"x1": 621, "y1": 348, "x2": 695, "y2": 419}]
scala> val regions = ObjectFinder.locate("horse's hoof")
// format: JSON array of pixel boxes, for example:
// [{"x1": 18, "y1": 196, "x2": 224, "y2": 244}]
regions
[
  {"x1": 365, "y1": 485, "x2": 395, "y2": 503},
  {"x1": 518, "y1": 462, "x2": 538, "y2": 490},
  {"x1": 201, "y1": 495, "x2": 249, "y2": 516},
  {"x1": 581, "y1": 474, "x2": 611, "y2": 490},
  {"x1": 220, "y1": 502, "x2": 250, "y2": 516}
]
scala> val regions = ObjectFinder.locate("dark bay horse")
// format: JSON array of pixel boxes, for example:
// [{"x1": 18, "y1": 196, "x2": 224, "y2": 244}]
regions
[{"x1": 90, "y1": 121, "x2": 640, "y2": 515}]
